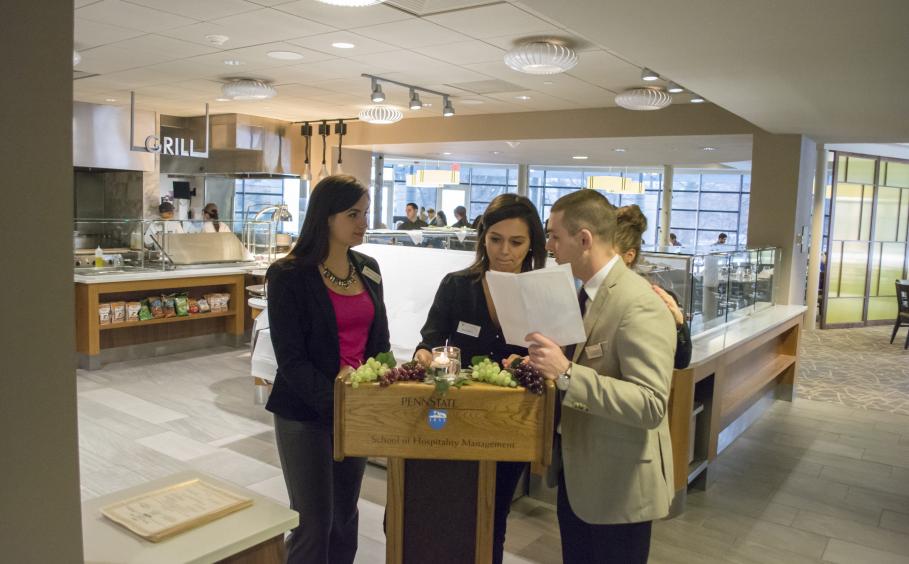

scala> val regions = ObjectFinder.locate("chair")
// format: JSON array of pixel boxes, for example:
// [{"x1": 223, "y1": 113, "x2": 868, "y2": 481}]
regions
[{"x1": 890, "y1": 280, "x2": 909, "y2": 349}]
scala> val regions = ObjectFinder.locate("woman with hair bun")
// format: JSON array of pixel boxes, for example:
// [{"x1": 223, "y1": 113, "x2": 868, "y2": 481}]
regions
[{"x1": 615, "y1": 204, "x2": 692, "y2": 369}]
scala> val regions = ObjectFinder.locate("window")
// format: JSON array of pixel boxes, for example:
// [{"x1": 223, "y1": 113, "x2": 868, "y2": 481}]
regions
[{"x1": 232, "y1": 177, "x2": 301, "y2": 234}]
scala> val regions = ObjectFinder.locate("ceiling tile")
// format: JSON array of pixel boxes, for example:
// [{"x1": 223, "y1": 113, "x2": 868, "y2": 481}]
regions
[
  {"x1": 74, "y1": 67, "x2": 178, "y2": 91},
  {"x1": 566, "y1": 50, "x2": 643, "y2": 91},
  {"x1": 76, "y1": 0, "x2": 197, "y2": 33},
  {"x1": 187, "y1": 42, "x2": 336, "y2": 73},
  {"x1": 125, "y1": 0, "x2": 260, "y2": 20},
  {"x1": 274, "y1": 0, "x2": 412, "y2": 29},
  {"x1": 159, "y1": 8, "x2": 332, "y2": 48},
  {"x1": 75, "y1": 17, "x2": 146, "y2": 49},
  {"x1": 77, "y1": 42, "x2": 186, "y2": 74},
  {"x1": 355, "y1": 18, "x2": 469, "y2": 49},
  {"x1": 112, "y1": 34, "x2": 219, "y2": 59},
  {"x1": 425, "y1": 3, "x2": 559, "y2": 40},
  {"x1": 418, "y1": 40, "x2": 505, "y2": 65},
  {"x1": 286, "y1": 31, "x2": 400, "y2": 56}
]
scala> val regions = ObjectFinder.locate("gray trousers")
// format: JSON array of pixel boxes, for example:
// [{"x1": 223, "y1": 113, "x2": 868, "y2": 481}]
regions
[{"x1": 274, "y1": 414, "x2": 367, "y2": 564}]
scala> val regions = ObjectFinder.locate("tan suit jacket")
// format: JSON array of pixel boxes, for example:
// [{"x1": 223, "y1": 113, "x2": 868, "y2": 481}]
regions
[{"x1": 548, "y1": 260, "x2": 677, "y2": 524}]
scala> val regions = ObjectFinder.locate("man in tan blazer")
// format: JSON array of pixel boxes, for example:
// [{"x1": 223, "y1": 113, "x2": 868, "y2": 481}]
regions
[{"x1": 527, "y1": 189, "x2": 676, "y2": 564}]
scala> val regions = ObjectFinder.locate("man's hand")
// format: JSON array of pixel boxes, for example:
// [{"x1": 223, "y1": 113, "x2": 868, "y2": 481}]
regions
[{"x1": 525, "y1": 332, "x2": 570, "y2": 380}]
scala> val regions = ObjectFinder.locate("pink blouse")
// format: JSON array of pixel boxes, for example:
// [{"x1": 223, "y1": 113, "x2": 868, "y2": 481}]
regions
[{"x1": 327, "y1": 288, "x2": 375, "y2": 369}]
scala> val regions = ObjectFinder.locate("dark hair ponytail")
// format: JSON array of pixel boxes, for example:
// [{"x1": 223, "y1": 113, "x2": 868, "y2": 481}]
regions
[{"x1": 283, "y1": 175, "x2": 368, "y2": 267}]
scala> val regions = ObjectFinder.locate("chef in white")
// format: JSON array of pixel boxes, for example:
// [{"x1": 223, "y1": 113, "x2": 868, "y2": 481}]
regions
[{"x1": 144, "y1": 201, "x2": 185, "y2": 247}]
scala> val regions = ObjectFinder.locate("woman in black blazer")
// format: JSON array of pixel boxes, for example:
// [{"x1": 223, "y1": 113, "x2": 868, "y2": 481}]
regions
[
  {"x1": 266, "y1": 175, "x2": 390, "y2": 564},
  {"x1": 614, "y1": 204, "x2": 692, "y2": 369},
  {"x1": 414, "y1": 194, "x2": 547, "y2": 564}
]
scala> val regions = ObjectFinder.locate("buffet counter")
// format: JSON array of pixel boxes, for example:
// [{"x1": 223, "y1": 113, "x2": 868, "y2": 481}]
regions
[
  {"x1": 74, "y1": 265, "x2": 263, "y2": 369},
  {"x1": 665, "y1": 304, "x2": 806, "y2": 512}
]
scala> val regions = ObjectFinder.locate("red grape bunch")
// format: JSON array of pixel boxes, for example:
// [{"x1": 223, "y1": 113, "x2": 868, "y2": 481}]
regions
[
  {"x1": 511, "y1": 362, "x2": 546, "y2": 395},
  {"x1": 379, "y1": 360, "x2": 426, "y2": 387}
]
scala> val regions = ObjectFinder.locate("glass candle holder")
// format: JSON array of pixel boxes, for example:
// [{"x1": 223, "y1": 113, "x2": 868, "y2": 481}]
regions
[{"x1": 429, "y1": 346, "x2": 460, "y2": 384}]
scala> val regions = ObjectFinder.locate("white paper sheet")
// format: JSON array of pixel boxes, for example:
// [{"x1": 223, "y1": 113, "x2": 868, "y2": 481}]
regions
[{"x1": 485, "y1": 264, "x2": 586, "y2": 347}]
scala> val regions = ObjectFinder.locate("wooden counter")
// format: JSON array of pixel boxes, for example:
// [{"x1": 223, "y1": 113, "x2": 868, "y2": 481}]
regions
[
  {"x1": 75, "y1": 270, "x2": 248, "y2": 369},
  {"x1": 666, "y1": 305, "x2": 806, "y2": 511}
]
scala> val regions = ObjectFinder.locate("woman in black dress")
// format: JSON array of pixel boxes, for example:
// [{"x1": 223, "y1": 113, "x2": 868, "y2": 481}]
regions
[{"x1": 414, "y1": 194, "x2": 547, "y2": 564}]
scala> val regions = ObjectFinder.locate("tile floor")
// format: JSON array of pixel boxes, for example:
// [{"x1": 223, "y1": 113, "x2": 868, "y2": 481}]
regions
[{"x1": 77, "y1": 331, "x2": 909, "y2": 563}]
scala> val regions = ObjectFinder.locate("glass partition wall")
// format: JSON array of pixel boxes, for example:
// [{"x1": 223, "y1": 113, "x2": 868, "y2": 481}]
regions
[{"x1": 822, "y1": 153, "x2": 909, "y2": 327}]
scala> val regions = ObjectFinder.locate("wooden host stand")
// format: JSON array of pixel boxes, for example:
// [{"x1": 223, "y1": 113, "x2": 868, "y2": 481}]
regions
[{"x1": 334, "y1": 376, "x2": 556, "y2": 564}]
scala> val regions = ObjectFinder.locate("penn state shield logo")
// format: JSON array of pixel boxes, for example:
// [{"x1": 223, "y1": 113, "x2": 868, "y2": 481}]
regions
[{"x1": 428, "y1": 409, "x2": 447, "y2": 430}]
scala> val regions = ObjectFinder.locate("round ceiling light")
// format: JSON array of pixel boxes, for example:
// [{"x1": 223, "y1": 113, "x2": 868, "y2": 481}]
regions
[
  {"x1": 504, "y1": 41, "x2": 578, "y2": 75},
  {"x1": 315, "y1": 0, "x2": 385, "y2": 5},
  {"x1": 73, "y1": 50, "x2": 81, "y2": 66},
  {"x1": 221, "y1": 79, "x2": 277, "y2": 101},
  {"x1": 614, "y1": 87, "x2": 672, "y2": 111},
  {"x1": 267, "y1": 50, "x2": 304, "y2": 60},
  {"x1": 358, "y1": 105, "x2": 403, "y2": 125}
]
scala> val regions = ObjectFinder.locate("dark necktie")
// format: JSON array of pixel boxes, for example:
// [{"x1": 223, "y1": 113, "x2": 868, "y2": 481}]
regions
[{"x1": 565, "y1": 288, "x2": 589, "y2": 361}]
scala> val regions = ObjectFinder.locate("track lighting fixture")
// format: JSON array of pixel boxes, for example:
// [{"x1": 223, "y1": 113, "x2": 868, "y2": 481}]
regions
[
  {"x1": 641, "y1": 68, "x2": 660, "y2": 81},
  {"x1": 409, "y1": 89, "x2": 422, "y2": 110},
  {"x1": 362, "y1": 74, "x2": 455, "y2": 120},
  {"x1": 371, "y1": 78, "x2": 385, "y2": 103}
]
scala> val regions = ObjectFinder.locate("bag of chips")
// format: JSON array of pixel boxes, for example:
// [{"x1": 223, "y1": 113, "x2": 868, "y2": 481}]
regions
[
  {"x1": 138, "y1": 301, "x2": 153, "y2": 321},
  {"x1": 197, "y1": 297, "x2": 211, "y2": 313},
  {"x1": 148, "y1": 296, "x2": 164, "y2": 318},
  {"x1": 126, "y1": 302, "x2": 141, "y2": 323},
  {"x1": 188, "y1": 297, "x2": 200, "y2": 314},
  {"x1": 98, "y1": 303, "x2": 111, "y2": 325},
  {"x1": 111, "y1": 301, "x2": 126, "y2": 324},
  {"x1": 162, "y1": 294, "x2": 177, "y2": 318},
  {"x1": 174, "y1": 294, "x2": 189, "y2": 317}
]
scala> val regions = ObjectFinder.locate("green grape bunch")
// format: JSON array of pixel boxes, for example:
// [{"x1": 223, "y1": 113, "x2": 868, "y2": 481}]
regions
[
  {"x1": 349, "y1": 356, "x2": 391, "y2": 388},
  {"x1": 470, "y1": 358, "x2": 518, "y2": 388}
]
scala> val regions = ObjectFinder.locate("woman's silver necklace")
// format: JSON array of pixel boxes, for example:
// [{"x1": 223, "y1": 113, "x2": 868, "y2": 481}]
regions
[{"x1": 322, "y1": 260, "x2": 358, "y2": 289}]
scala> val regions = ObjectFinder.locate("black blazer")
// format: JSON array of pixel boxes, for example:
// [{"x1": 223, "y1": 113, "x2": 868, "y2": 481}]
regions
[
  {"x1": 265, "y1": 250, "x2": 390, "y2": 424},
  {"x1": 416, "y1": 269, "x2": 527, "y2": 368}
]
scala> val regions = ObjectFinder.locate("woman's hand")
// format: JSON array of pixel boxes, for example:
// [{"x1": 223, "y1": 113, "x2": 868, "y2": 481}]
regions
[
  {"x1": 652, "y1": 284, "x2": 684, "y2": 326},
  {"x1": 504, "y1": 354, "x2": 526, "y2": 368},
  {"x1": 414, "y1": 349, "x2": 432, "y2": 368},
  {"x1": 337, "y1": 365, "x2": 354, "y2": 379}
]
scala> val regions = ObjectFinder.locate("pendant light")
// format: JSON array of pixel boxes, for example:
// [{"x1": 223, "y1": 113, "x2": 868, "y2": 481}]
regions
[
  {"x1": 317, "y1": 121, "x2": 329, "y2": 181},
  {"x1": 300, "y1": 122, "x2": 313, "y2": 181},
  {"x1": 334, "y1": 120, "x2": 347, "y2": 174}
]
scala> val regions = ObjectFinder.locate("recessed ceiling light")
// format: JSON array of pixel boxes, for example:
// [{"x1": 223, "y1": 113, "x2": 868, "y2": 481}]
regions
[
  {"x1": 690, "y1": 94, "x2": 706, "y2": 103},
  {"x1": 490, "y1": 151, "x2": 501, "y2": 155},
  {"x1": 613, "y1": 148, "x2": 627, "y2": 153},
  {"x1": 666, "y1": 82, "x2": 684, "y2": 93},
  {"x1": 267, "y1": 50, "x2": 304, "y2": 61},
  {"x1": 442, "y1": 152, "x2": 452, "y2": 155},
  {"x1": 572, "y1": 155, "x2": 589, "y2": 160},
  {"x1": 332, "y1": 42, "x2": 355, "y2": 49},
  {"x1": 105, "y1": 98, "x2": 117, "y2": 102},
  {"x1": 460, "y1": 99, "x2": 483, "y2": 105},
  {"x1": 702, "y1": 147, "x2": 717, "y2": 151},
  {"x1": 423, "y1": 102, "x2": 432, "y2": 108},
  {"x1": 215, "y1": 98, "x2": 230, "y2": 102},
  {"x1": 205, "y1": 34, "x2": 229, "y2": 46},
  {"x1": 223, "y1": 59, "x2": 243, "y2": 66},
  {"x1": 641, "y1": 68, "x2": 659, "y2": 81},
  {"x1": 515, "y1": 95, "x2": 531, "y2": 100},
  {"x1": 543, "y1": 81, "x2": 553, "y2": 85}
]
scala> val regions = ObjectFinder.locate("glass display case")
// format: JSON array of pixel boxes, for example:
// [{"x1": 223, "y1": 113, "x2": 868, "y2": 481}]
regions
[
  {"x1": 73, "y1": 219, "x2": 275, "y2": 273},
  {"x1": 641, "y1": 247, "x2": 779, "y2": 335}
]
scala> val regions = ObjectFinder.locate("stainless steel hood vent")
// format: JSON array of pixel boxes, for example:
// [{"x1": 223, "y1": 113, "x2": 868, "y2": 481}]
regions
[{"x1": 160, "y1": 113, "x2": 293, "y2": 175}]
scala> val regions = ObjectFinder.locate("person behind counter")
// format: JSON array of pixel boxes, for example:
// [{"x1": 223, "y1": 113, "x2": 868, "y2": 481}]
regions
[
  {"x1": 413, "y1": 194, "x2": 547, "y2": 564},
  {"x1": 201, "y1": 202, "x2": 231, "y2": 233},
  {"x1": 452, "y1": 205, "x2": 469, "y2": 228},
  {"x1": 143, "y1": 201, "x2": 184, "y2": 247},
  {"x1": 615, "y1": 204, "x2": 692, "y2": 370},
  {"x1": 266, "y1": 174, "x2": 390, "y2": 564},
  {"x1": 397, "y1": 202, "x2": 428, "y2": 230}
]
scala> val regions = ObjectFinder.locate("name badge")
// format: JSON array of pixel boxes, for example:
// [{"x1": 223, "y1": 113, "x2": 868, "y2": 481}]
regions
[
  {"x1": 361, "y1": 266, "x2": 381, "y2": 284},
  {"x1": 585, "y1": 343, "x2": 604, "y2": 359},
  {"x1": 457, "y1": 321, "x2": 481, "y2": 338}
]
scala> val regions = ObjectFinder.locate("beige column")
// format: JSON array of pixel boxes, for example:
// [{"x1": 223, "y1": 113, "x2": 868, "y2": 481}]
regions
[
  {"x1": 805, "y1": 145, "x2": 827, "y2": 329},
  {"x1": 1, "y1": 0, "x2": 83, "y2": 561},
  {"x1": 660, "y1": 165, "x2": 674, "y2": 247},
  {"x1": 748, "y1": 132, "x2": 818, "y2": 305}
]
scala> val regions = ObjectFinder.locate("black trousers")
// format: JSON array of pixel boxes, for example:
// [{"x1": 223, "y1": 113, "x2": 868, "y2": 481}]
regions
[
  {"x1": 557, "y1": 472, "x2": 653, "y2": 564},
  {"x1": 274, "y1": 414, "x2": 367, "y2": 564},
  {"x1": 492, "y1": 461, "x2": 528, "y2": 564}
]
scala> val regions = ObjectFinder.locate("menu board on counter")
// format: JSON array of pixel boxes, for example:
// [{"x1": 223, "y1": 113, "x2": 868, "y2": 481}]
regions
[{"x1": 100, "y1": 479, "x2": 253, "y2": 542}]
